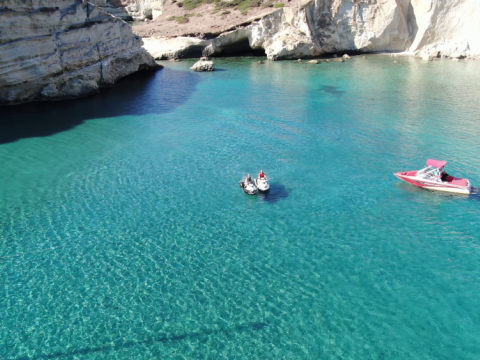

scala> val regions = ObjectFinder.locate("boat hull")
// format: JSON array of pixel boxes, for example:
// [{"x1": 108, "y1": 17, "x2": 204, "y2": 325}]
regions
[
  {"x1": 394, "y1": 172, "x2": 471, "y2": 195},
  {"x1": 239, "y1": 181, "x2": 258, "y2": 195},
  {"x1": 254, "y1": 178, "x2": 270, "y2": 192}
]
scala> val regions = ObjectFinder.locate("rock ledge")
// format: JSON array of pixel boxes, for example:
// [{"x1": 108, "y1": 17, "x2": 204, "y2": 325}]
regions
[{"x1": 190, "y1": 58, "x2": 215, "y2": 72}]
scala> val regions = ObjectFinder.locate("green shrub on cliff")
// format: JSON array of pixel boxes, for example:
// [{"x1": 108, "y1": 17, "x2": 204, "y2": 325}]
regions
[
  {"x1": 176, "y1": 16, "x2": 189, "y2": 23},
  {"x1": 180, "y1": 0, "x2": 265, "y2": 11},
  {"x1": 167, "y1": 16, "x2": 190, "y2": 23},
  {"x1": 232, "y1": 0, "x2": 263, "y2": 14},
  {"x1": 182, "y1": 0, "x2": 204, "y2": 10}
]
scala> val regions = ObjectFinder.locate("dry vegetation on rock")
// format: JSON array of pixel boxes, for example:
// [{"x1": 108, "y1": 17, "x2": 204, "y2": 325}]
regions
[{"x1": 132, "y1": 0, "x2": 297, "y2": 38}]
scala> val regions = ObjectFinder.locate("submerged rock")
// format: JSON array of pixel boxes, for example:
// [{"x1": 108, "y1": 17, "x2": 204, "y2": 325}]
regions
[
  {"x1": 190, "y1": 58, "x2": 215, "y2": 71},
  {"x1": 307, "y1": 60, "x2": 318, "y2": 64}
]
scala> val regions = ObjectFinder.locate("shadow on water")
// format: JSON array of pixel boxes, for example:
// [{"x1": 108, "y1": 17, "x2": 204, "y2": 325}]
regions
[
  {"x1": 258, "y1": 183, "x2": 290, "y2": 204},
  {"x1": 318, "y1": 85, "x2": 345, "y2": 98},
  {"x1": 0, "y1": 68, "x2": 202, "y2": 145},
  {"x1": 12, "y1": 322, "x2": 270, "y2": 360}
]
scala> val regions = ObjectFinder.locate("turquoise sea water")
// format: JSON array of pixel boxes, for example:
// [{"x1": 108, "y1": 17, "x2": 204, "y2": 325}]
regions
[{"x1": 1, "y1": 56, "x2": 480, "y2": 359}]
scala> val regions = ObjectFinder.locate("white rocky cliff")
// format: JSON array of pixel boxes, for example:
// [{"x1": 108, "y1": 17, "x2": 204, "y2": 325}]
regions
[
  {"x1": 142, "y1": 0, "x2": 480, "y2": 60},
  {"x1": 90, "y1": 0, "x2": 166, "y2": 20},
  {"x1": 144, "y1": 0, "x2": 413, "y2": 60},
  {"x1": 251, "y1": 0, "x2": 412, "y2": 60},
  {"x1": 0, "y1": 0, "x2": 161, "y2": 105},
  {"x1": 408, "y1": 0, "x2": 480, "y2": 58}
]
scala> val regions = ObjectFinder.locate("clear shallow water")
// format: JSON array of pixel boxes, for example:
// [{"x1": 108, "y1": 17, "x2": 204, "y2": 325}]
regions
[{"x1": 1, "y1": 56, "x2": 480, "y2": 359}]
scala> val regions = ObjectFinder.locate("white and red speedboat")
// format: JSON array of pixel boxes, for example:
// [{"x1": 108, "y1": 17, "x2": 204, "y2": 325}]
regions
[{"x1": 394, "y1": 159, "x2": 471, "y2": 195}]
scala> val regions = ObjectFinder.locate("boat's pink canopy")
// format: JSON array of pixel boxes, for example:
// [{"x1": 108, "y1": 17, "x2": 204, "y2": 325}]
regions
[{"x1": 427, "y1": 159, "x2": 447, "y2": 168}]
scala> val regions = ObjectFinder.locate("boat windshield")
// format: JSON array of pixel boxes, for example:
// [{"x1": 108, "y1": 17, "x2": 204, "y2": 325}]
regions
[{"x1": 418, "y1": 166, "x2": 442, "y2": 180}]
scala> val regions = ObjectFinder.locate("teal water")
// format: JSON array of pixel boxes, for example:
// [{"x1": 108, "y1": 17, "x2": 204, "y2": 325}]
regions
[{"x1": 1, "y1": 56, "x2": 480, "y2": 359}]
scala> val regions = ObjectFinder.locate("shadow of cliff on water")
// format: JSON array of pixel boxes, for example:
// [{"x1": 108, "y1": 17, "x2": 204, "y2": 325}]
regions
[{"x1": 0, "y1": 67, "x2": 201, "y2": 145}]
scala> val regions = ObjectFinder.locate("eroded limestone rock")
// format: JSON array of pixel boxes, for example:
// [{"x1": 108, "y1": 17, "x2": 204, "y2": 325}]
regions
[
  {"x1": 142, "y1": 0, "x2": 412, "y2": 60},
  {"x1": 143, "y1": 37, "x2": 212, "y2": 59},
  {"x1": 141, "y1": 0, "x2": 480, "y2": 61},
  {"x1": 0, "y1": 0, "x2": 161, "y2": 105},
  {"x1": 190, "y1": 58, "x2": 215, "y2": 71},
  {"x1": 90, "y1": 0, "x2": 167, "y2": 21},
  {"x1": 408, "y1": 0, "x2": 480, "y2": 59}
]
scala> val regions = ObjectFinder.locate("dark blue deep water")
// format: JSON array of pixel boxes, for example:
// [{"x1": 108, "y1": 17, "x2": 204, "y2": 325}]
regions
[{"x1": 1, "y1": 56, "x2": 480, "y2": 359}]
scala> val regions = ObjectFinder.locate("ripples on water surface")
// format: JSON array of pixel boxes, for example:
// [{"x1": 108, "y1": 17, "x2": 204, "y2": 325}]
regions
[{"x1": 1, "y1": 57, "x2": 480, "y2": 359}]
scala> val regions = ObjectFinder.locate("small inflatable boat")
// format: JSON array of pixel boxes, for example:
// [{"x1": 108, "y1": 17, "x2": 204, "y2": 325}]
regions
[
  {"x1": 254, "y1": 176, "x2": 270, "y2": 192},
  {"x1": 239, "y1": 179, "x2": 258, "y2": 195}
]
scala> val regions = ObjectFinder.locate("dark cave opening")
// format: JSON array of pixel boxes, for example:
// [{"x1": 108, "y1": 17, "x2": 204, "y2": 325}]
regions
[{"x1": 214, "y1": 38, "x2": 266, "y2": 57}]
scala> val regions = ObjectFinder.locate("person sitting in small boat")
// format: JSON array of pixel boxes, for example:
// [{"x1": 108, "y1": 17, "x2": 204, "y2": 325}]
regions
[
  {"x1": 258, "y1": 170, "x2": 267, "y2": 180},
  {"x1": 245, "y1": 174, "x2": 252, "y2": 185}
]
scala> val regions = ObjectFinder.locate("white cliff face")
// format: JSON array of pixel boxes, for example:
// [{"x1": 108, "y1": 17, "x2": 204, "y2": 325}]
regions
[
  {"x1": 309, "y1": 0, "x2": 411, "y2": 53},
  {"x1": 142, "y1": 0, "x2": 479, "y2": 60},
  {"x1": 142, "y1": 0, "x2": 412, "y2": 60},
  {"x1": 409, "y1": 0, "x2": 480, "y2": 58},
  {"x1": 249, "y1": 0, "x2": 412, "y2": 59},
  {"x1": 0, "y1": 0, "x2": 160, "y2": 105},
  {"x1": 248, "y1": 0, "x2": 410, "y2": 59},
  {"x1": 90, "y1": 0, "x2": 167, "y2": 20},
  {"x1": 249, "y1": 6, "x2": 323, "y2": 60}
]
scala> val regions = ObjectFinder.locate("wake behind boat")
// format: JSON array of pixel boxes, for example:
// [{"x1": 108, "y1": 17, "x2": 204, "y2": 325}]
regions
[{"x1": 394, "y1": 159, "x2": 471, "y2": 195}]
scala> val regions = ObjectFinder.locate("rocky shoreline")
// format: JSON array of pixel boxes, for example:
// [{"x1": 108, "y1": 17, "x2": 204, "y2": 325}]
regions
[
  {"x1": 137, "y1": 0, "x2": 480, "y2": 61},
  {"x1": 1, "y1": 0, "x2": 478, "y2": 106}
]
